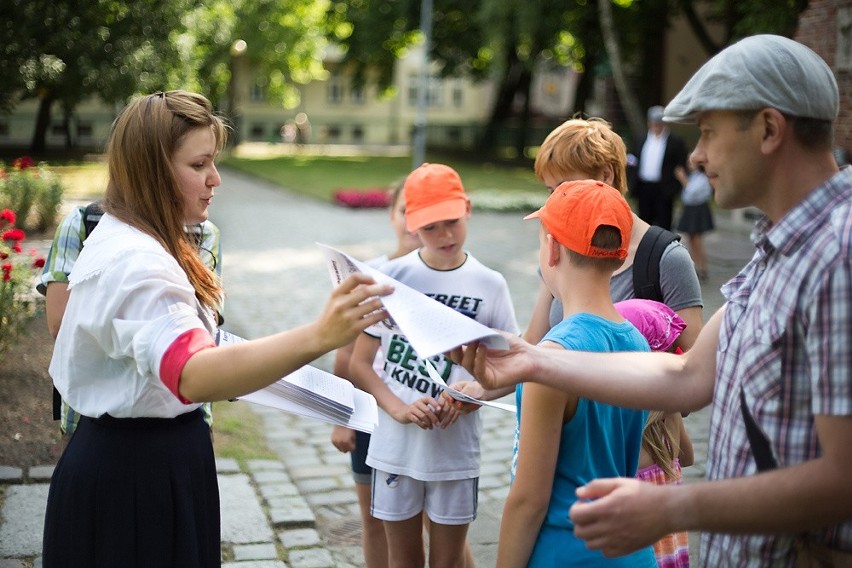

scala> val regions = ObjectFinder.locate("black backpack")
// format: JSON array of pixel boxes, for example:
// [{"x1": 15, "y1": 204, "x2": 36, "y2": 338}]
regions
[
  {"x1": 632, "y1": 226, "x2": 681, "y2": 303},
  {"x1": 82, "y1": 201, "x2": 104, "y2": 239}
]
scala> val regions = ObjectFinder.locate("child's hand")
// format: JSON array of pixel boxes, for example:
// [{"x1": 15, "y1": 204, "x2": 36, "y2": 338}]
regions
[
  {"x1": 330, "y1": 425, "x2": 356, "y2": 453},
  {"x1": 440, "y1": 383, "x2": 483, "y2": 421},
  {"x1": 396, "y1": 397, "x2": 442, "y2": 430}
]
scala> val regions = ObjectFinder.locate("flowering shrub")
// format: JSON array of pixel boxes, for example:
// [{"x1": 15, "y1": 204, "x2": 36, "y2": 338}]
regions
[
  {"x1": 332, "y1": 188, "x2": 392, "y2": 209},
  {"x1": 0, "y1": 209, "x2": 46, "y2": 354},
  {"x1": 0, "y1": 156, "x2": 64, "y2": 232}
]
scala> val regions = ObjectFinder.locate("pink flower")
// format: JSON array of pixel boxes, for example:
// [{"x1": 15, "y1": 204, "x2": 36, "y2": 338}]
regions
[
  {"x1": 12, "y1": 243, "x2": 22, "y2": 253},
  {"x1": 1, "y1": 263, "x2": 12, "y2": 281},
  {"x1": 32, "y1": 257, "x2": 45, "y2": 269}
]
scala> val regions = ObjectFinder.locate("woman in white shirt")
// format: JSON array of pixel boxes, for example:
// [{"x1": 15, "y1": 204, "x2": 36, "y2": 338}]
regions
[{"x1": 42, "y1": 90, "x2": 391, "y2": 568}]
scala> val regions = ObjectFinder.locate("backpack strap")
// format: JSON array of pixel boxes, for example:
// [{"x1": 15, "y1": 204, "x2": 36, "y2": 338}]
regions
[
  {"x1": 82, "y1": 201, "x2": 104, "y2": 239},
  {"x1": 633, "y1": 226, "x2": 681, "y2": 303}
]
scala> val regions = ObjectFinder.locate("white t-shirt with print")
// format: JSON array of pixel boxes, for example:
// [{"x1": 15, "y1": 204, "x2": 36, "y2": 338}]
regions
[{"x1": 365, "y1": 249, "x2": 519, "y2": 481}]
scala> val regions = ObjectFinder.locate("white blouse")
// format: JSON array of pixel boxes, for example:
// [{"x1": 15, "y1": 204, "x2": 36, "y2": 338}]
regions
[{"x1": 49, "y1": 214, "x2": 217, "y2": 419}]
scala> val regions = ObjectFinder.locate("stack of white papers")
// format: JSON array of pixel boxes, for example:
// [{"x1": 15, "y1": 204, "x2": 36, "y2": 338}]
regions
[{"x1": 216, "y1": 329, "x2": 379, "y2": 433}]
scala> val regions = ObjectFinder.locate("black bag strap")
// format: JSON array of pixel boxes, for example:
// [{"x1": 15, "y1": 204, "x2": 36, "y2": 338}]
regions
[
  {"x1": 82, "y1": 200, "x2": 104, "y2": 239},
  {"x1": 52, "y1": 385, "x2": 62, "y2": 421},
  {"x1": 633, "y1": 226, "x2": 681, "y2": 302},
  {"x1": 740, "y1": 388, "x2": 778, "y2": 471}
]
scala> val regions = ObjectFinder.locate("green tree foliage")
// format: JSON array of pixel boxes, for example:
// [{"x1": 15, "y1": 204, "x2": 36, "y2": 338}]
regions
[
  {"x1": 677, "y1": 0, "x2": 808, "y2": 54},
  {"x1": 1, "y1": 0, "x2": 193, "y2": 152},
  {"x1": 330, "y1": 0, "x2": 809, "y2": 149},
  {"x1": 2, "y1": 0, "x2": 334, "y2": 152},
  {"x1": 189, "y1": 0, "x2": 334, "y2": 110}
]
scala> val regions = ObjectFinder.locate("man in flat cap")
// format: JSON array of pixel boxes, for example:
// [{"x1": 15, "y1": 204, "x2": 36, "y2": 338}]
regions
[{"x1": 454, "y1": 34, "x2": 852, "y2": 566}]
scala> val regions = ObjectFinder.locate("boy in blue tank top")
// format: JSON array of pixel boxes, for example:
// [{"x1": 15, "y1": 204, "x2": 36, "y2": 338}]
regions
[{"x1": 499, "y1": 179, "x2": 656, "y2": 567}]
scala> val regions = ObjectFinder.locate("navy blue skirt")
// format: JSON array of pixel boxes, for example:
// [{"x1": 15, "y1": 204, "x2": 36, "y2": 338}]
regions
[
  {"x1": 676, "y1": 203, "x2": 715, "y2": 235},
  {"x1": 42, "y1": 409, "x2": 220, "y2": 567}
]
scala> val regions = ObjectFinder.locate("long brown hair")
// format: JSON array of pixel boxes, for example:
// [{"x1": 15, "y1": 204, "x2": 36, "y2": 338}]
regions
[
  {"x1": 103, "y1": 90, "x2": 227, "y2": 311},
  {"x1": 642, "y1": 410, "x2": 682, "y2": 480}
]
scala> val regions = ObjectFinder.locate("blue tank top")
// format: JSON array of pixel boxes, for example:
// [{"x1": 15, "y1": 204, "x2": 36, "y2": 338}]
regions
[{"x1": 517, "y1": 313, "x2": 657, "y2": 567}]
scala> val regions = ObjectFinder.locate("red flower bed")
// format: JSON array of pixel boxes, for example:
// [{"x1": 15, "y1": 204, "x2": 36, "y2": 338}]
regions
[{"x1": 332, "y1": 188, "x2": 392, "y2": 209}]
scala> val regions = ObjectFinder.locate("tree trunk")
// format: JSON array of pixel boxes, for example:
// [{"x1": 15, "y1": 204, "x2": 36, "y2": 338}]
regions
[
  {"x1": 678, "y1": 0, "x2": 721, "y2": 56},
  {"x1": 514, "y1": 69, "x2": 533, "y2": 157},
  {"x1": 30, "y1": 93, "x2": 55, "y2": 154},
  {"x1": 598, "y1": 0, "x2": 644, "y2": 139},
  {"x1": 478, "y1": 51, "x2": 525, "y2": 152}
]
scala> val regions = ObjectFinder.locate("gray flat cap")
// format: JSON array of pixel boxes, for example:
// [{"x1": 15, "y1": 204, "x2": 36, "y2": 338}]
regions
[{"x1": 664, "y1": 34, "x2": 838, "y2": 123}]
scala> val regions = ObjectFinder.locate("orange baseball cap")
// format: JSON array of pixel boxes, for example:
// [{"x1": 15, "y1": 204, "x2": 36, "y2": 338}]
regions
[
  {"x1": 404, "y1": 163, "x2": 469, "y2": 232},
  {"x1": 524, "y1": 179, "x2": 632, "y2": 259}
]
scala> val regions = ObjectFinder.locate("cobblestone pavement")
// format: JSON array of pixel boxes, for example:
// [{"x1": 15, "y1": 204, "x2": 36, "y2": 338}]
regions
[{"x1": 0, "y1": 165, "x2": 756, "y2": 567}]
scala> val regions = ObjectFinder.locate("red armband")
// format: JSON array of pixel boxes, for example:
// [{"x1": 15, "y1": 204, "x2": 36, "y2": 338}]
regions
[{"x1": 160, "y1": 328, "x2": 216, "y2": 404}]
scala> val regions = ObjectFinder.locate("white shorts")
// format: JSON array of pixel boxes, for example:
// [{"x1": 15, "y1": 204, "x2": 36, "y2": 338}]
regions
[{"x1": 370, "y1": 469, "x2": 478, "y2": 525}]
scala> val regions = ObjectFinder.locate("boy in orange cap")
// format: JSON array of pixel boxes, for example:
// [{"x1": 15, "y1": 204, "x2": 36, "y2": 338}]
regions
[
  {"x1": 497, "y1": 179, "x2": 657, "y2": 567},
  {"x1": 350, "y1": 163, "x2": 519, "y2": 568}
]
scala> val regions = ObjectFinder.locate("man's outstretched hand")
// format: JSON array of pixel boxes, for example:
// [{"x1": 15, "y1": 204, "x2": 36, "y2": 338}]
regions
[
  {"x1": 570, "y1": 477, "x2": 677, "y2": 557},
  {"x1": 448, "y1": 332, "x2": 535, "y2": 391}
]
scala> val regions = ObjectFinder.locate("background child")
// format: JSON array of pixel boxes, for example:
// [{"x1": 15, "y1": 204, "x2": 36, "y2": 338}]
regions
[
  {"x1": 350, "y1": 163, "x2": 519, "y2": 568},
  {"x1": 329, "y1": 180, "x2": 421, "y2": 568},
  {"x1": 499, "y1": 179, "x2": 656, "y2": 567},
  {"x1": 614, "y1": 298, "x2": 694, "y2": 568},
  {"x1": 525, "y1": 117, "x2": 704, "y2": 353}
]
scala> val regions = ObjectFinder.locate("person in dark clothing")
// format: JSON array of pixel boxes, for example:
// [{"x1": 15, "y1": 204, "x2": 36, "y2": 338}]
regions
[{"x1": 631, "y1": 106, "x2": 689, "y2": 230}]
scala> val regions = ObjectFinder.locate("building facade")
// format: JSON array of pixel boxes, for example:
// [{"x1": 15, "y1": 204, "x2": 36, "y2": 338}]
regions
[
  {"x1": 795, "y1": 0, "x2": 852, "y2": 156},
  {"x1": 0, "y1": 45, "x2": 578, "y2": 152}
]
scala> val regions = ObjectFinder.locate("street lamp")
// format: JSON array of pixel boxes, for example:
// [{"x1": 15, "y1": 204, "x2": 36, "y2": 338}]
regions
[
  {"x1": 229, "y1": 39, "x2": 247, "y2": 146},
  {"x1": 411, "y1": 0, "x2": 433, "y2": 169}
]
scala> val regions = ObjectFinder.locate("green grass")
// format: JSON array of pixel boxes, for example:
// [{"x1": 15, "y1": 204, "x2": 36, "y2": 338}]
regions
[
  {"x1": 50, "y1": 163, "x2": 108, "y2": 201},
  {"x1": 211, "y1": 401, "x2": 278, "y2": 464},
  {"x1": 221, "y1": 153, "x2": 544, "y2": 202},
  {"x1": 46, "y1": 150, "x2": 545, "y2": 205}
]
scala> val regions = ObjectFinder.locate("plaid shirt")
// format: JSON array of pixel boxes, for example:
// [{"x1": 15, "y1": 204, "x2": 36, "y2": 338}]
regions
[{"x1": 701, "y1": 167, "x2": 852, "y2": 566}]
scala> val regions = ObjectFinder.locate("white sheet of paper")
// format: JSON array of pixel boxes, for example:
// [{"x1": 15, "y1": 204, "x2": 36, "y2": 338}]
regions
[
  {"x1": 319, "y1": 243, "x2": 509, "y2": 359},
  {"x1": 423, "y1": 360, "x2": 516, "y2": 413}
]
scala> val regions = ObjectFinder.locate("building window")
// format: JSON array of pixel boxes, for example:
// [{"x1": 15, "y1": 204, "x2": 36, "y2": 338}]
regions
[
  {"x1": 326, "y1": 125, "x2": 341, "y2": 141},
  {"x1": 452, "y1": 79, "x2": 464, "y2": 108},
  {"x1": 350, "y1": 85, "x2": 365, "y2": 105},
  {"x1": 408, "y1": 74, "x2": 443, "y2": 108},
  {"x1": 51, "y1": 123, "x2": 66, "y2": 136},
  {"x1": 352, "y1": 125, "x2": 364, "y2": 142},
  {"x1": 250, "y1": 124, "x2": 265, "y2": 140},
  {"x1": 327, "y1": 72, "x2": 344, "y2": 105},
  {"x1": 250, "y1": 82, "x2": 265, "y2": 102},
  {"x1": 77, "y1": 123, "x2": 93, "y2": 137},
  {"x1": 0, "y1": 122, "x2": 9, "y2": 137}
]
